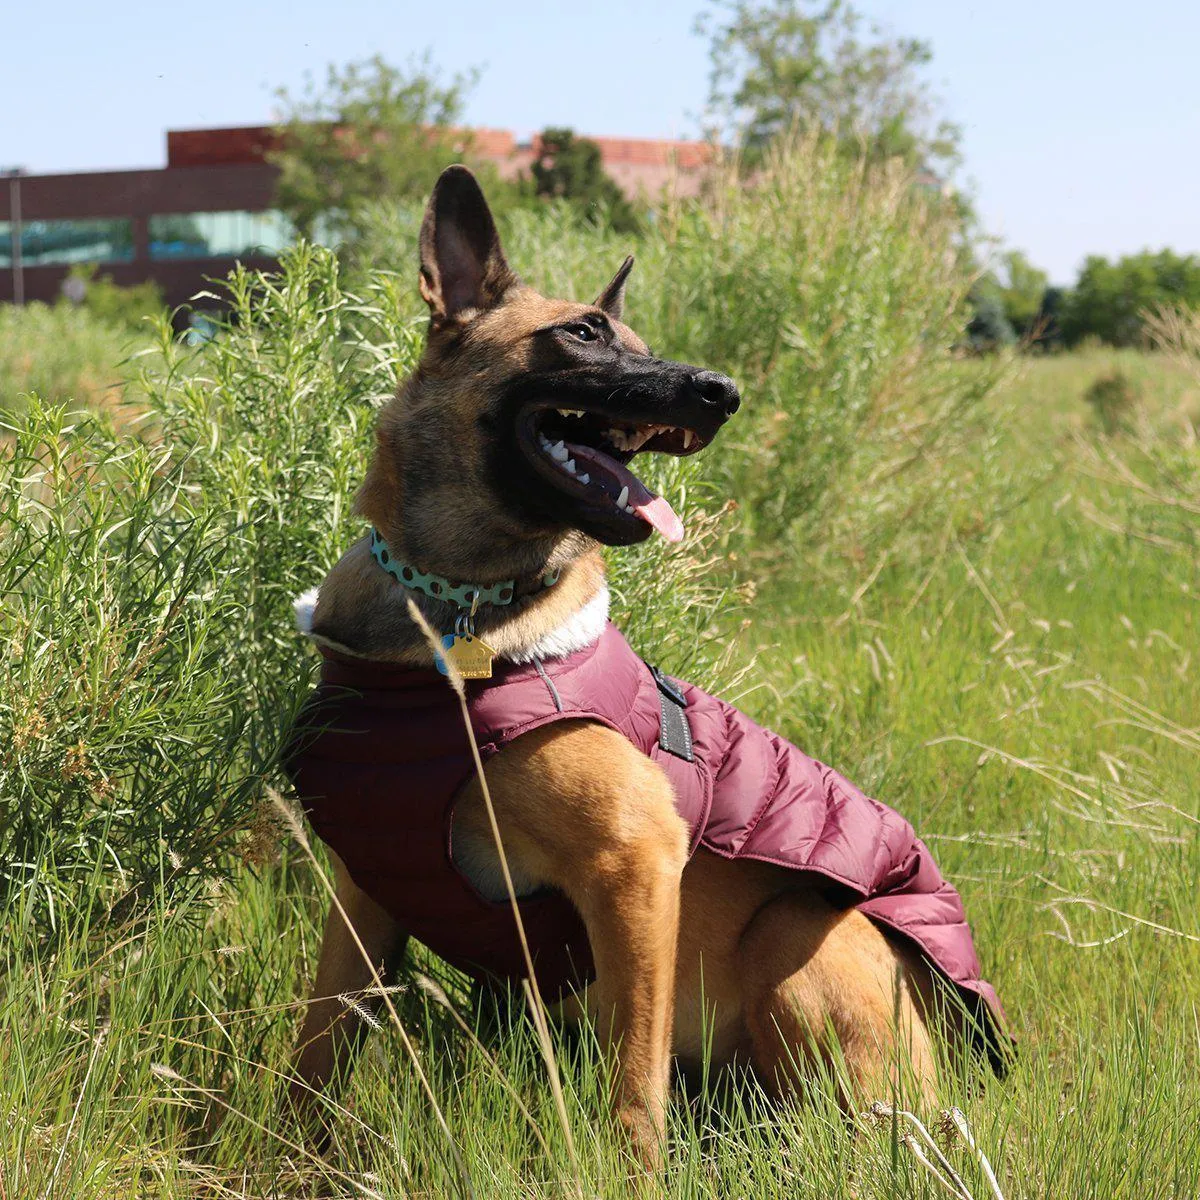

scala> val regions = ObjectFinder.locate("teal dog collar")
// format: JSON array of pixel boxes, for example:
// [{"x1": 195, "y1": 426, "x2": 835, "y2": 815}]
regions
[{"x1": 369, "y1": 528, "x2": 560, "y2": 610}]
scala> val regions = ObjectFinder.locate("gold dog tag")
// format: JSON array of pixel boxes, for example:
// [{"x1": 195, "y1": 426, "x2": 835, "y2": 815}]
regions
[{"x1": 438, "y1": 633, "x2": 496, "y2": 680}]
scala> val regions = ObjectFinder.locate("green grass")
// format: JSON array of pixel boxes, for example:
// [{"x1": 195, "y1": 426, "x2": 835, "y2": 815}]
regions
[
  {"x1": 2, "y1": 145, "x2": 1199, "y2": 1195},
  {"x1": 0, "y1": 301, "x2": 150, "y2": 419},
  {"x1": 734, "y1": 349, "x2": 1200, "y2": 1196}
]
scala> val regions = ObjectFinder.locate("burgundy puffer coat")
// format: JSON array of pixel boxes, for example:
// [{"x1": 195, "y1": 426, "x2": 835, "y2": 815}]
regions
[{"x1": 286, "y1": 621, "x2": 1009, "y2": 1059}]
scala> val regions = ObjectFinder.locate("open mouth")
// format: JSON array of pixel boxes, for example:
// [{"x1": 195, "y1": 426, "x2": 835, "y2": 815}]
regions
[{"x1": 518, "y1": 405, "x2": 711, "y2": 543}]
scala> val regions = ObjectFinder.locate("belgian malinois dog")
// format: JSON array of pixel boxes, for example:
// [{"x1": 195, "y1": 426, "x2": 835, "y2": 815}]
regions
[{"x1": 287, "y1": 166, "x2": 1003, "y2": 1167}]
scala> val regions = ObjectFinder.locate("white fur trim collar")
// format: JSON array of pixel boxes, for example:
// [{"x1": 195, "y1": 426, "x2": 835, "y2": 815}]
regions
[
  {"x1": 293, "y1": 586, "x2": 320, "y2": 635},
  {"x1": 502, "y1": 585, "x2": 609, "y2": 664},
  {"x1": 291, "y1": 583, "x2": 609, "y2": 664}
]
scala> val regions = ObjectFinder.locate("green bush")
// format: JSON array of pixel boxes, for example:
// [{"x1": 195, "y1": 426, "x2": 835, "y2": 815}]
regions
[
  {"x1": 1084, "y1": 368, "x2": 1141, "y2": 435},
  {"x1": 0, "y1": 248, "x2": 413, "y2": 926},
  {"x1": 637, "y1": 137, "x2": 984, "y2": 547},
  {"x1": 358, "y1": 133, "x2": 993, "y2": 564},
  {"x1": 0, "y1": 302, "x2": 141, "y2": 417},
  {"x1": 65, "y1": 263, "x2": 167, "y2": 333},
  {"x1": 0, "y1": 243, "x2": 747, "y2": 927},
  {"x1": 0, "y1": 402, "x2": 257, "y2": 924},
  {"x1": 525, "y1": 126, "x2": 641, "y2": 233}
]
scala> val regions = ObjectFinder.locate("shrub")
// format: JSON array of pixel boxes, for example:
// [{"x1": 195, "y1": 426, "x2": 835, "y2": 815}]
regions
[
  {"x1": 64, "y1": 263, "x2": 166, "y2": 333},
  {"x1": 526, "y1": 127, "x2": 641, "y2": 233},
  {"x1": 966, "y1": 276, "x2": 1017, "y2": 350},
  {"x1": 641, "y1": 137, "x2": 983, "y2": 542},
  {"x1": 0, "y1": 302, "x2": 141, "y2": 417},
  {"x1": 0, "y1": 248, "x2": 406, "y2": 927},
  {"x1": 358, "y1": 132, "x2": 993, "y2": 561},
  {"x1": 1084, "y1": 368, "x2": 1140, "y2": 435},
  {"x1": 0, "y1": 243, "x2": 743, "y2": 928},
  {"x1": 0, "y1": 401, "x2": 256, "y2": 925}
]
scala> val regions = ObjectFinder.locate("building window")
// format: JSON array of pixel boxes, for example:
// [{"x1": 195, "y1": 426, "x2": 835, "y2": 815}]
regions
[
  {"x1": 0, "y1": 218, "x2": 134, "y2": 267},
  {"x1": 148, "y1": 211, "x2": 294, "y2": 260}
]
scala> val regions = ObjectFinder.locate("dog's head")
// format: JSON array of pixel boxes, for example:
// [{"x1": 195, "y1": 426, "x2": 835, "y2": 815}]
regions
[{"x1": 358, "y1": 165, "x2": 740, "y2": 583}]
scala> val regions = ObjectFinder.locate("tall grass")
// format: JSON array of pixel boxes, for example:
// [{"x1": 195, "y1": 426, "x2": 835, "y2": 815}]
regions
[
  {"x1": 4, "y1": 141, "x2": 1197, "y2": 1196},
  {"x1": 0, "y1": 301, "x2": 145, "y2": 417}
]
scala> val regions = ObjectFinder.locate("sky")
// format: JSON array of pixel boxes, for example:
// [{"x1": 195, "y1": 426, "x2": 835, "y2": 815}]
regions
[{"x1": 5, "y1": 0, "x2": 1199, "y2": 283}]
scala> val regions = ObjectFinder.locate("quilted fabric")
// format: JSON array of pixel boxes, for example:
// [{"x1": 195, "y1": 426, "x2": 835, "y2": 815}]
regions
[{"x1": 286, "y1": 621, "x2": 1009, "y2": 1056}]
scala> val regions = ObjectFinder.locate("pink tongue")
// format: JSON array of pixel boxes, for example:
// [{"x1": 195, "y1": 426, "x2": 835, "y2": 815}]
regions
[
  {"x1": 632, "y1": 494, "x2": 684, "y2": 543},
  {"x1": 566, "y1": 443, "x2": 685, "y2": 543}
]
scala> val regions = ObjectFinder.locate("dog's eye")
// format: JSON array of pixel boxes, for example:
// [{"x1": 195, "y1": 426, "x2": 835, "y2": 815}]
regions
[{"x1": 565, "y1": 322, "x2": 599, "y2": 343}]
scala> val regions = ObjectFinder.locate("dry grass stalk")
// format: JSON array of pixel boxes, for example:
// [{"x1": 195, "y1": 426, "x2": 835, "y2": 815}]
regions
[
  {"x1": 149, "y1": 1062, "x2": 387, "y2": 1200},
  {"x1": 943, "y1": 1107, "x2": 1007, "y2": 1200},
  {"x1": 404, "y1": 599, "x2": 587, "y2": 1192},
  {"x1": 864, "y1": 1100, "x2": 974, "y2": 1199}
]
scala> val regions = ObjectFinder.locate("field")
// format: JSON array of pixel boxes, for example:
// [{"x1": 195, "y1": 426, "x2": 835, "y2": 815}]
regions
[{"x1": 2, "y1": 146, "x2": 1199, "y2": 1197}]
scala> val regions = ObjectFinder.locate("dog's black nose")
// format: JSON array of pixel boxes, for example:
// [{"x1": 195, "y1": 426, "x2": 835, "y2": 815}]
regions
[{"x1": 691, "y1": 370, "x2": 741, "y2": 416}]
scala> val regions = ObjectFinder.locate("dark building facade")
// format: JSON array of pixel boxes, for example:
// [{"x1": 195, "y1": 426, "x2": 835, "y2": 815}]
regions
[
  {"x1": 1, "y1": 153, "x2": 282, "y2": 310},
  {"x1": 2, "y1": 125, "x2": 711, "y2": 311}
]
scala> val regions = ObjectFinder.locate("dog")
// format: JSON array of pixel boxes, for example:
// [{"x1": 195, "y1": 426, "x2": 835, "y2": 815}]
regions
[{"x1": 285, "y1": 165, "x2": 1007, "y2": 1167}]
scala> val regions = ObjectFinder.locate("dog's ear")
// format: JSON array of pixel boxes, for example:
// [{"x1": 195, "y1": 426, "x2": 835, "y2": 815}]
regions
[
  {"x1": 594, "y1": 255, "x2": 634, "y2": 320},
  {"x1": 419, "y1": 165, "x2": 516, "y2": 322}
]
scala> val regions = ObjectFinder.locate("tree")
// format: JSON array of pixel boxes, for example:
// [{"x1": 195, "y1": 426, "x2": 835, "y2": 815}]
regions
[
  {"x1": 965, "y1": 276, "x2": 1016, "y2": 351},
  {"x1": 527, "y1": 128, "x2": 640, "y2": 232},
  {"x1": 698, "y1": 0, "x2": 960, "y2": 169},
  {"x1": 997, "y1": 250, "x2": 1049, "y2": 341},
  {"x1": 270, "y1": 54, "x2": 478, "y2": 241},
  {"x1": 1060, "y1": 250, "x2": 1200, "y2": 347}
]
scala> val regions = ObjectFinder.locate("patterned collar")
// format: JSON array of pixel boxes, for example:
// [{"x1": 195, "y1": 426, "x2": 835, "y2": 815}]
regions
[{"x1": 368, "y1": 528, "x2": 560, "y2": 610}]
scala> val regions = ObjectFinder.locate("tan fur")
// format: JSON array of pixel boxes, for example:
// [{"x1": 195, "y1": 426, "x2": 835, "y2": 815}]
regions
[
  {"x1": 290, "y1": 167, "x2": 950, "y2": 1169},
  {"x1": 310, "y1": 287, "x2": 647, "y2": 661},
  {"x1": 288, "y1": 853, "x2": 406, "y2": 1146}
]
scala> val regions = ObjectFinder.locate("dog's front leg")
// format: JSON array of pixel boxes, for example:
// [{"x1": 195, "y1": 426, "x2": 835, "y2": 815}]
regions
[
  {"x1": 571, "y1": 827, "x2": 685, "y2": 1165},
  {"x1": 288, "y1": 853, "x2": 407, "y2": 1143},
  {"x1": 476, "y1": 724, "x2": 689, "y2": 1168}
]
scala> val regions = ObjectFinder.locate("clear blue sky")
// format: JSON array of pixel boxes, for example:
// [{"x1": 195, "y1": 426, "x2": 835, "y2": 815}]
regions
[{"x1": 6, "y1": 0, "x2": 1198, "y2": 283}]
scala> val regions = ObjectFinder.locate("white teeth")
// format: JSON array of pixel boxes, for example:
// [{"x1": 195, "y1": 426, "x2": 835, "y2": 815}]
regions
[
  {"x1": 577, "y1": 473, "x2": 590, "y2": 484},
  {"x1": 549, "y1": 441, "x2": 568, "y2": 462},
  {"x1": 557, "y1": 408, "x2": 585, "y2": 418},
  {"x1": 682, "y1": 430, "x2": 695, "y2": 450},
  {"x1": 616, "y1": 485, "x2": 629, "y2": 509},
  {"x1": 564, "y1": 458, "x2": 576, "y2": 474}
]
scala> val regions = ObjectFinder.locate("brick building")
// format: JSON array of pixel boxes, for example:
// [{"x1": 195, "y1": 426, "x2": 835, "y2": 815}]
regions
[{"x1": 1, "y1": 126, "x2": 711, "y2": 310}]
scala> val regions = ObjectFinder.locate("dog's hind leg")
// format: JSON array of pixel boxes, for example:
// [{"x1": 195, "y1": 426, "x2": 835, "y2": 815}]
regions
[
  {"x1": 738, "y1": 892, "x2": 938, "y2": 1112},
  {"x1": 288, "y1": 853, "x2": 407, "y2": 1143}
]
